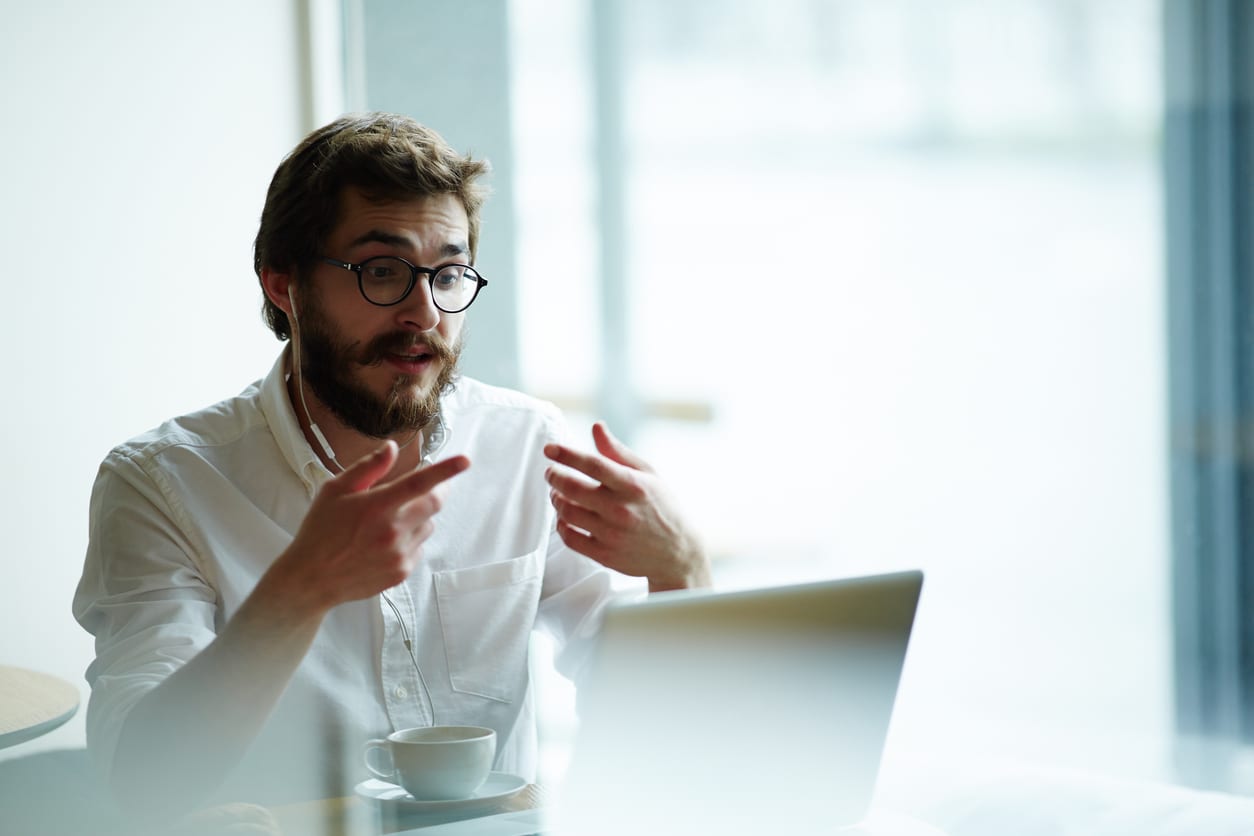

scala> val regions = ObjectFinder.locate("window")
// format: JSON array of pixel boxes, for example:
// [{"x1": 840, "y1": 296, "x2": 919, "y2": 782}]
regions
[{"x1": 509, "y1": 0, "x2": 1169, "y2": 784}]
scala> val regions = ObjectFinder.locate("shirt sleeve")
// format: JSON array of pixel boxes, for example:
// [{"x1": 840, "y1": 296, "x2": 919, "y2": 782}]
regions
[{"x1": 72, "y1": 447, "x2": 219, "y2": 784}]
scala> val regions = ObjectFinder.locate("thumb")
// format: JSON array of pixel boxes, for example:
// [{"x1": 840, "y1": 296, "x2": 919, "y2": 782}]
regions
[
  {"x1": 328, "y1": 441, "x2": 399, "y2": 494},
  {"x1": 592, "y1": 422, "x2": 651, "y2": 472}
]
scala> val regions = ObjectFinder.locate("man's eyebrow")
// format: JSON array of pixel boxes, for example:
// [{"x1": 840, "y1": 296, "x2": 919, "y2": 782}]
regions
[
  {"x1": 347, "y1": 229, "x2": 411, "y2": 249},
  {"x1": 346, "y1": 230, "x2": 470, "y2": 260}
]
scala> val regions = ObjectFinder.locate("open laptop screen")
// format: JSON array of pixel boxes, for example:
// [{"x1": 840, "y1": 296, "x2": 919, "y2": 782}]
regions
[{"x1": 554, "y1": 570, "x2": 923, "y2": 836}]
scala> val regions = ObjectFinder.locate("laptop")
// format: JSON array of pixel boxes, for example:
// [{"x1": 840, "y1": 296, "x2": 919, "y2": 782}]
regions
[{"x1": 398, "y1": 570, "x2": 923, "y2": 836}]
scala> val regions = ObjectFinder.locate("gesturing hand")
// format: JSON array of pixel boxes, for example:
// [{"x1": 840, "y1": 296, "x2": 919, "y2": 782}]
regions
[
  {"x1": 276, "y1": 440, "x2": 470, "y2": 613},
  {"x1": 544, "y1": 422, "x2": 710, "y2": 592}
]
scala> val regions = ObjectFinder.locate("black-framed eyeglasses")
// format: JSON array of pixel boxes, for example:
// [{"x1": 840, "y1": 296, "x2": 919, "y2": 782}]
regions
[{"x1": 320, "y1": 256, "x2": 488, "y2": 313}]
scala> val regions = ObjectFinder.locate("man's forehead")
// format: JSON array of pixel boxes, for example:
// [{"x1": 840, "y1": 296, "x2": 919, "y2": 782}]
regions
[{"x1": 332, "y1": 188, "x2": 469, "y2": 252}]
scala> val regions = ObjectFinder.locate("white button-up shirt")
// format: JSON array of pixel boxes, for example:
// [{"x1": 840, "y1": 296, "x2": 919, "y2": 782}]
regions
[{"x1": 73, "y1": 352, "x2": 622, "y2": 804}]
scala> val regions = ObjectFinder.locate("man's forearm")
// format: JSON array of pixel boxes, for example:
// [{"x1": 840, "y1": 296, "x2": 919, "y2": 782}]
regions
[
  {"x1": 106, "y1": 444, "x2": 465, "y2": 816},
  {"x1": 110, "y1": 562, "x2": 327, "y2": 816}
]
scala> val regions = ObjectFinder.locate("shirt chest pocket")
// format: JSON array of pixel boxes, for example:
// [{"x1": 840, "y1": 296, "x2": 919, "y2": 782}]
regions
[{"x1": 433, "y1": 548, "x2": 544, "y2": 703}]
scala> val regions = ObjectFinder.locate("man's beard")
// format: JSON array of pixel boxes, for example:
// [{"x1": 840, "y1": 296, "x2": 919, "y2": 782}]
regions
[{"x1": 296, "y1": 296, "x2": 461, "y2": 439}]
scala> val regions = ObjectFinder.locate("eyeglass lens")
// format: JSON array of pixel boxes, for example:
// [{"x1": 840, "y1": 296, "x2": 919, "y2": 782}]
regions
[{"x1": 359, "y1": 257, "x2": 481, "y2": 311}]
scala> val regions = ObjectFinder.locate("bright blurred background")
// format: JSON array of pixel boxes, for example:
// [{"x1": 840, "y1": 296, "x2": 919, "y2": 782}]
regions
[
  {"x1": 509, "y1": 0, "x2": 1168, "y2": 788},
  {"x1": 4, "y1": 0, "x2": 1250, "y2": 801}
]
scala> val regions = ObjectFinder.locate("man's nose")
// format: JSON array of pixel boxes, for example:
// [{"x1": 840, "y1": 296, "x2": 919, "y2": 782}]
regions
[{"x1": 395, "y1": 278, "x2": 441, "y2": 332}]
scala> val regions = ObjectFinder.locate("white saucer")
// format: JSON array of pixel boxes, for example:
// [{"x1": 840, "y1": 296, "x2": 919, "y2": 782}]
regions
[{"x1": 354, "y1": 772, "x2": 528, "y2": 814}]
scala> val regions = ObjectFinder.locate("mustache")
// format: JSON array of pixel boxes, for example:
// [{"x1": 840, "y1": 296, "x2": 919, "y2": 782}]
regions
[{"x1": 359, "y1": 331, "x2": 458, "y2": 367}]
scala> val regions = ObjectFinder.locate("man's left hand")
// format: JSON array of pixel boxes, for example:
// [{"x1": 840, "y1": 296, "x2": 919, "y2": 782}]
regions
[{"x1": 544, "y1": 422, "x2": 711, "y2": 592}]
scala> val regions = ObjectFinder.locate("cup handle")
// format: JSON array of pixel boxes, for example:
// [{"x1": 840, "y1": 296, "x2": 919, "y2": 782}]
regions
[{"x1": 363, "y1": 738, "x2": 395, "y2": 781}]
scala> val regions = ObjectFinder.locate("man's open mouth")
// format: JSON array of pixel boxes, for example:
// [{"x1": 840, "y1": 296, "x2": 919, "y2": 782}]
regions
[{"x1": 393, "y1": 349, "x2": 434, "y2": 362}]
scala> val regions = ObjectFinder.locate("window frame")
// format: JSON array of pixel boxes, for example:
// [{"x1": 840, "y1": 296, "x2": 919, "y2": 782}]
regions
[{"x1": 1164, "y1": 0, "x2": 1254, "y2": 788}]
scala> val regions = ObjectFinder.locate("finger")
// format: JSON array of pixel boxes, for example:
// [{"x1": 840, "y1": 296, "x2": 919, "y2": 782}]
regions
[
  {"x1": 376, "y1": 455, "x2": 470, "y2": 506},
  {"x1": 551, "y1": 490, "x2": 611, "y2": 534},
  {"x1": 554, "y1": 519, "x2": 634, "y2": 575},
  {"x1": 543, "y1": 443, "x2": 627, "y2": 490},
  {"x1": 554, "y1": 518, "x2": 612, "y2": 566},
  {"x1": 409, "y1": 518, "x2": 435, "y2": 546},
  {"x1": 592, "y1": 422, "x2": 652, "y2": 472},
  {"x1": 328, "y1": 441, "x2": 399, "y2": 494},
  {"x1": 546, "y1": 467, "x2": 616, "y2": 514},
  {"x1": 395, "y1": 490, "x2": 443, "y2": 526}
]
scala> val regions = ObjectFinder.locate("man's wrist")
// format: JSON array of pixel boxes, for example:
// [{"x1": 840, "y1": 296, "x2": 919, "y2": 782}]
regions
[
  {"x1": 253, "y1": 551, "x2": 335, "y2": 625},
  {"x1": 647, "y1": 542, "x2": 712, "y2": 593}
]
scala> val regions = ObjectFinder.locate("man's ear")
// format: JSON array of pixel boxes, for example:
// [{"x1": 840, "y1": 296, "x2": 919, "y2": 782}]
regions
[{"x1": 260, "y1": 267, "x2": 295, "y2": 316}]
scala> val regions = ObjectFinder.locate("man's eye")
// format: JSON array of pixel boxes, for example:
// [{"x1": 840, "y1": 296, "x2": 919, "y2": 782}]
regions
[
  {"x1": 433, "y1": 270, "x2": 463, "y2": 288},
  {"x1": 366, "y1": 265, "x2": 401, "y2": 280}
]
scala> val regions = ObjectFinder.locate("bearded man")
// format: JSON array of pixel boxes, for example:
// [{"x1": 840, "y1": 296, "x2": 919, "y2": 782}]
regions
[{"x1": 74, "y1": 113, "x2": 709, "y2": 817}]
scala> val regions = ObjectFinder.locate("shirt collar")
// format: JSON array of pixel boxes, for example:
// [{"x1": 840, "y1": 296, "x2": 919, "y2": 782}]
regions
[
  {"x1": 421, "y1": 383, "x2": 453, "y2": 461},
  {"x1": 258, "y1": 348, "x2": 326, "y2": 495}
]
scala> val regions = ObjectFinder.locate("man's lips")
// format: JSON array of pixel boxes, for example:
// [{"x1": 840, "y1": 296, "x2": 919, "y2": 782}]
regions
[
  {"x1": 364, "y1": 333, "x2": 452, "y2": 370},
  {"x1": 383, "y1": 348, "x2": 437, "y2": 373},
  {"x1": 391, "y1": 348, "x2": 434, "y2": 361}
]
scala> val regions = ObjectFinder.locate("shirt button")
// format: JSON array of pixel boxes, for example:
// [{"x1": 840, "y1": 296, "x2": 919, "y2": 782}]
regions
[{"x1": 394, "y1": 686, "x2": 408, "y2": 699}]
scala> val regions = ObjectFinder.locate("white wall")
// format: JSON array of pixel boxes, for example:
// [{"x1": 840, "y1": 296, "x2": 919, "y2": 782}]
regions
[{"x1": 0, "y1": 0, "x2": 308, "y2": 759}]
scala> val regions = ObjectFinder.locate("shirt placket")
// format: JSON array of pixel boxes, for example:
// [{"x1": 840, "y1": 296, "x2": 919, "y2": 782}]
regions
[
  {"x1": 379, "y1": 409, "x2": 449, "y2": 732},
  {"x1": 379, "y1": 581, "x2": 434, "y2": 730}
]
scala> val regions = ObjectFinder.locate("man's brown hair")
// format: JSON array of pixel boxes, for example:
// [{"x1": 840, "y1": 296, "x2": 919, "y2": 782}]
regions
[{"x1": 253, "y1": 113, "x2": 490, "y2": 340}]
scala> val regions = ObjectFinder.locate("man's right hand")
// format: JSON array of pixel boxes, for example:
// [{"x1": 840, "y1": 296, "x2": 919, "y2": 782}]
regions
[
  {"x1": 111, "y1": 441, "x2": 470, "y2": 815},
  {"x1": 272, "y1": 440, "x2": 471, "y2": 613}
]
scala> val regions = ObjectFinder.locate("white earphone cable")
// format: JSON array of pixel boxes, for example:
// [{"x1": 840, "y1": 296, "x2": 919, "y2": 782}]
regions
[
  {"x1": 287, "y1": 286, "x2": 438, "y2": 726},
  {"x1": 380, "y1": 589, "x2": 440, "y2": 727}
]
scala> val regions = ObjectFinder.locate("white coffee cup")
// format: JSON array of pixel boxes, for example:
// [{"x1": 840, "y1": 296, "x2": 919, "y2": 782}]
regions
[{"x1": 363, "y1": 725, "x2": 497, "y2": 800}]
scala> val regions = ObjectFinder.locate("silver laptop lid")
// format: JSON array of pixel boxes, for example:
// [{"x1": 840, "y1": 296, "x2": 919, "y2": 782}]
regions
[{"x1": 554, "y1": 570, "x2": 923, "y2": 836}]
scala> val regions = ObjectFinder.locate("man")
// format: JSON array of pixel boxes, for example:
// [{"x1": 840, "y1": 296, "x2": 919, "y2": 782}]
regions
[{"x1": 74, "y1": 113, "x2": 710, "y2": 817}]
